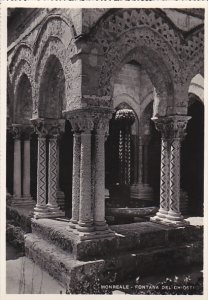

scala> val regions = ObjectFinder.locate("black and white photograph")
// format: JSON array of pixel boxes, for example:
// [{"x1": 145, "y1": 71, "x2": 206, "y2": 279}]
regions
[{"x1": 1, "y1": 1, "x2": 207, "y2": 297}]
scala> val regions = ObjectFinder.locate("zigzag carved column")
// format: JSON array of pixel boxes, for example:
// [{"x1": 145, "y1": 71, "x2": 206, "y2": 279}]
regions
[
  {"x1": 47, "y1": 121, "x2": 65, "y2": 217},
  {"x1": 166, "y1": 116, "x2": 191, "y2": 226},
  {"x1": 150, "y1": 118, "x2": 171, "y2": 223},
  {"x1": 32, "y1": 119, "x2": 49, "y2": 218}
]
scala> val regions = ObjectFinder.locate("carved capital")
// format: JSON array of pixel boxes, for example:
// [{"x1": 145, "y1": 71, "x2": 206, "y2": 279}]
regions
[
  {"x1": 22, "y1": 125, "x2": 34, "y2": 140},
  {"x1": 152, "y1": 116, "x2": 191, "y2": 141},
  {"x1": 31, "y1": 118, "x2": 48, "y2": 138},
  {"x1": 152, "y1": 117, "x2": 170, "y2": 139},
  {"x1": 168, "y1": 116, "x2": 191, "y2": 140},
  {"x1": 68, "y1": 113, "x2": 94, "y2": 133},
  {"x1": 31, "y1": 118, "x2": 65, "y2": 138},
  {"x1": 93, "y1": 112, "x2": 112, "y2": 135},
  {"x1": 47, "y1": 119, "x2": 65, "y2": 138},
  {"x1": 65, "y1": 109, "x2": 113, "y2": 135},
  {"x1": 12, "y1": 124, "x2": 23, "y2": 140}
]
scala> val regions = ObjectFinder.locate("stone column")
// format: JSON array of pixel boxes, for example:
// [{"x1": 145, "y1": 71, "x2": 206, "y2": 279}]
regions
[
  {"x1": 47, "y1": 134, "x2": 64, "y2": 216},
  {"x1": 32, "y1": 119, "x2": 49, "y2": 218},
  {"x1": 93, "y1": 115, "x2": 113, "y2": 232},
  {"x1": 77, "y1": 123, "x2": 94, "y2": 232},
  {"x1": 12, "y1": 125, "x2": 22, "y2": 204},
  {"x1": 56, "y1": 137, "x2": 65, "y2": 210},
  {"x1": 138, "y1": 137, "x2": 143, "y2": 184},
  {"x1": 22, "y1": 126, "x2": 35, "y2": 205},
  {"x1": 143, "y1": 137, "x2": 150, "y2": 185},
  {"x1": 69, "y1": 131, "x2": 81, "y2": 228},
  {"x1": 166, "y1": 116, "x2": 191, "y2": 226},
  {"x1": 151, "y1": 118, "x2": 170, "y2": 222}
]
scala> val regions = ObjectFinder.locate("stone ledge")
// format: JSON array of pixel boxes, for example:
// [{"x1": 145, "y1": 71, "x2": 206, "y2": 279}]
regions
[
  {"x1": 30, "y1": 218, "x2": 203, "y2": 260},
  {"x1": 25, "y1": 231, "x2": 203, "y2": 294}
]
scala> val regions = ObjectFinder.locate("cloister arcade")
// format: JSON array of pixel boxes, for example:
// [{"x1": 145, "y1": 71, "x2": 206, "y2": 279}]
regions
[{"x1": 7, "y1": 8, "x2": 204, "y2": 242}]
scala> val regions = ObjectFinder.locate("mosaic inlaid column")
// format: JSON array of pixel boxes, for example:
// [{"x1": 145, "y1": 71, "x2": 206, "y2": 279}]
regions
[
  {"x1": 12, "y1": 125, "x2": 22, "y2": 202},
  {"x1": 77, "y1": 117, "x2": 94, "y2": 233},
  {"x1": 166, "y1": 116, "x2": 191, "y2": 225},
  {"x1": 69, "y1": 130, "x2": 81, "y2": 229},
  {"x1": 32, "y1": 119, "x2": 48, "y2": 218},
  {"x1": 47, "y1": 126, "x2": 64, "y2": 217},
  {"x1": 150, "y1": 118, "x2": 170, "y2": 222}
]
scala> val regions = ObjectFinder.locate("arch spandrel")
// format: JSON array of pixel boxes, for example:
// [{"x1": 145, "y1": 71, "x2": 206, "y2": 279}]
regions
[
  {"x1": 85, "y1": 8, "x2": 204, "y2": 117},
  {"x1": 33, "y1": 15, "x2": 76, "y2": 56}
]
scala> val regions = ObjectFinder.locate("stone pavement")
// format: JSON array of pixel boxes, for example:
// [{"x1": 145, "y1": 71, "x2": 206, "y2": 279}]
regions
[{"x1": 6, "y1": 243, "x2": 64, "y2": 294}]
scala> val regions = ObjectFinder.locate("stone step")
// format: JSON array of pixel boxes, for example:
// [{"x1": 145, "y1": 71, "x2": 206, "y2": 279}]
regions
[
  {"x1": 24, "y1": 232, "x2": 203, "y2": 294},
  {"x1": 30, "y1": 218, "x2": 203, "y2": 260},
  {"x1": 24, "y1": 233, "x2": 99, "y2": 290}
]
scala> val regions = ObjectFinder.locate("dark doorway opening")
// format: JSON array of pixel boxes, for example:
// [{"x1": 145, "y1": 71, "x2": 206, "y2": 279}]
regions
[
  {"x1": 59, "y1": 120, "x2": 73, "y2": 218},
  {"x1": 181, "y1": 96, "x2": 204, "y2": 216}
]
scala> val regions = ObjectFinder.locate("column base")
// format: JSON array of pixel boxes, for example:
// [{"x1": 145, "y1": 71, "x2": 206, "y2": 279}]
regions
[
  {"x1": 56, "y1": 190, "x2": 65, "y2": 210},
  {"x1": 155, "y1": 208, "x2": 169, "y2": 219},
  {"x1": 94, "y1": 220, "x2": 108, "y2": 231},
  {"x1": 150, "y1": 215, "x2": 190, "y2": 227},
  {"x1": 67, "y1": 221, "x2": 115, "y2": 240},
  {"x1": 76, "y1": 221, "x2": 94, "y2": 233},
  {"x1": 68, "y1": 219, "x2": 78, "y2": 230},
  {"x1": 72, "y1": 227, "x2": 115, "y2": 241},
  {"x1": 10, "y1": 196, "x2": 35, "y2": 207},
  {"x1": 150, "y1": 215, "x2": 168, "y2": 225},
  {"x1": 130, "y1": 183, "x2": 153, "y2": 200},
  {"x1": 47, "y1": 204, "x2": 65, "y2": 217}
]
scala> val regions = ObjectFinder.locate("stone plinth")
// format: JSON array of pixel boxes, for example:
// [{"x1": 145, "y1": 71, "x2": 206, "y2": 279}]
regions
[
  {"x1": 130, "y1": 183, "x2": 153, "y2": 201},
  {"x1": 25, "y1": 218, "x2": 203, "y2": 293}
]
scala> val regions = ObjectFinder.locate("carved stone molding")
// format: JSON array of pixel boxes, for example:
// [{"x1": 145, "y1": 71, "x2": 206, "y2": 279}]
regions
[
  {"x1": 21, "y1": 125, "x2": 34, "y2": 140},
  {"x1": 31, "y1": 118, "x2": 65, "y2": 138},
  {"x1": 152, "y1": 116, "x2": 191, "y2": 140},
  {"x1": 12, "y1": 124, "x2": 23, "y2": 140},
  {"x1": 65, "y1": 109, "x2": 113, "y2": 134}
]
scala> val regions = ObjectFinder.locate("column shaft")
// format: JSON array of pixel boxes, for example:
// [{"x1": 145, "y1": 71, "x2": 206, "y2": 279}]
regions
[
  {"x1": 157, "y1": 137, "x2": 170, "y2": 217},
  {"x1": 48, "y1": 137, "x2": 59, "y2": 209},
  {"x1": 70, "y1": 132, "x2": 81, "y2": 227},
  {"x1": 138, "y1": 138, "x2": 143, "y2": 184},
  {"x1": 143, "y1": 144, "x2": 149, "y2": 184},
  {"x1": 13, "y1": 139, "x2": 21, "y2": 197},
  {"x1": 167, "y1": 138, "x2": 183, "y2": 221},
  {"x1": 23, "y1": 140, "x2": 31, "y2": 197},
  {"x1": 35, "y1": 136, "x2": 48, "y2": 214},
  {"x1": 78, "y1": 132, "x2": 93, "y2": 231},
  {"x1": 94, "y1": 132, "x2": 107, "y2": 230}
]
